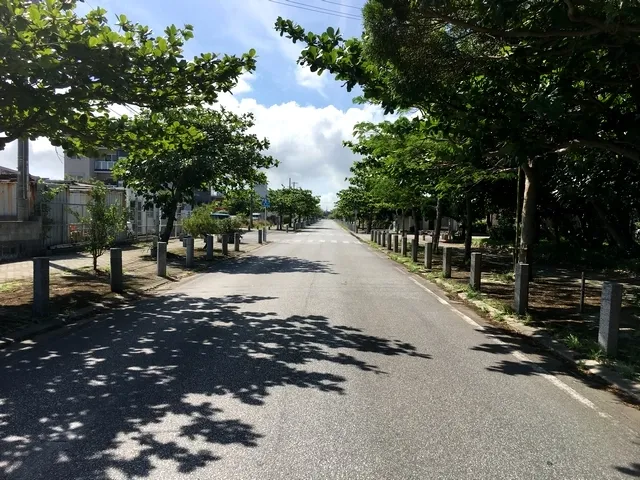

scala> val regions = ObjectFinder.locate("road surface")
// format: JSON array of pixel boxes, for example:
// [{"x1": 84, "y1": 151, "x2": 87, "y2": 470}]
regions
[{"x1": 1, "y1": 220, "x2": 639, "y2": 479}]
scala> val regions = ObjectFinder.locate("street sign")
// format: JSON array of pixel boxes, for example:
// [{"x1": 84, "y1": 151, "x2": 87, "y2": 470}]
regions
[{"x1": 262, "y1": 198, "x2": 270, "y2": 208}]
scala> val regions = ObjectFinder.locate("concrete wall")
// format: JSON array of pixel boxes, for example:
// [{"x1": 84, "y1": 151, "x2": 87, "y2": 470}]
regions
[{"x1": 0, "y1": 218, "x2": 44, "y2": 260}]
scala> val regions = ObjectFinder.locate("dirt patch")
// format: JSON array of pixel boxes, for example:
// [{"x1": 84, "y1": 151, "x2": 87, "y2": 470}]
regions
[{"x1": 0, "y1": 242, "x2": 262, "y2": 339}]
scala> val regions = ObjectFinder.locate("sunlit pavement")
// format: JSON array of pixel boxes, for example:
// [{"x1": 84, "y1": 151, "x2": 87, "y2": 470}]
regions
[{"x1": 1, "y1": 220, "x2": 639, "y2": 479}]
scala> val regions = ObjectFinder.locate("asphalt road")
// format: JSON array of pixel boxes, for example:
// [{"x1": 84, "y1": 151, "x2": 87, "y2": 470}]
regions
[{"x1": 1, "y1": 220, "x2": 639, "y2": 479}]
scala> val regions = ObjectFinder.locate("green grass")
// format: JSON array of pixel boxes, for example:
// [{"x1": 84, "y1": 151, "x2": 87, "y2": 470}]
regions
[
  {"x1": 0, "y1": 281, "x2": 22, "y2": 293},
  {"x1": 487, "y1": 272, "x2": 515, "y2": 284}
]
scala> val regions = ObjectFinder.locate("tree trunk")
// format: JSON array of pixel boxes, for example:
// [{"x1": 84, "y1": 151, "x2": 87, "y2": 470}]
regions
[
  {"x1": 401, "y1": 209, "x2": 406, "y2": 234},
  {"x1": 591, "y1": 201, "x2": 636, "y2": 253},
  {"x1": 519, "y1": 160, "x2": 537, "y2": 275},
  {"x1": 160, "y1": 201, "x2": 178, "y2": 243},
  {"x1": 433, "y1": 197, "x2": 443, "y2": 252},
  {"x1": 464, "y1": 192, "x2": 473, "y2": 265},
  {"x1": 413, "y1": 208, "x2": 420, "y2": 243},
  {"x1": 93, "y1": 253, "x2": 98, "y2": 271}
]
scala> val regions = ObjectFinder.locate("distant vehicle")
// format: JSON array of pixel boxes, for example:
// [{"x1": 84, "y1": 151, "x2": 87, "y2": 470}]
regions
[{"x1": 211, "y1": 212, "x2": 230, "y2": 219}]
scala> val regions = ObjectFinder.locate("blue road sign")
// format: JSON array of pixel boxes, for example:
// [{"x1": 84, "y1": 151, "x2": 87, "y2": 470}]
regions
[{"x1": 261, "y1": 198, "x2": 270, "y2": 208}]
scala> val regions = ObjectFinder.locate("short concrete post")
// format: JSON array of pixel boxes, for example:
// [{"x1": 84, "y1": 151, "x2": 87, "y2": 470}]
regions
[
  {"x1": 514, "y1": 263, "x2": 529, "y2": 315},
  {"x1": 234, "y1": 232, "x2": 240, "y2": 252},
  {"x1": 425, "y1": 242, "x2": 433, "y2": 269},
  {"x1": 470, "y1": 252, "x2": 482, "y2": 291},
  {"x1": 443, "y1": 247, "x2": 452, "y2": 278},
  {"x1": 411, "y1": 238, "x2": 418, "y2": 262},
  {"x1": 598, "y1": 282, "x2": 623, "y2": 356},
  {"x1": 371, "y1": 230, "x2": 375, "y2": 242},
  {"x1": 382, "y1": 231, "x2": 387, "y2": 247},
  {"x1": 258, "y1": 229, "x2": 263, "y2": 244},
  {"x1": 157, "y1": 242, "x2": 167, "y2": 276},
  {"x1": 262, "y1": 227, "x2": 267, "y2": 242},
  {"x1": 222, "y1": 234, "x2": 229, "y2": 255},
  {"x1": 286, "y1": 224, "x2": 289, "y2": 233},
  {"x1": 33, "y1": 257, "x2": 49, "y2": 317},
  {"x1": 387, "y1": 232, "x2": 392, "y2": 251},
  {"x1": 186, "y1": 236, "x2": 194, "y2": 268},
  {"x1": 401, "y1": 236, "x2": 408, "y2": 256},
  {"x1": 206, "y1": 234, "x2": 214, "y2": 260},
  {"x1": 393, "y1": 234, "x2": 399, "y2": 253},
  {"x1": 110, "y1": 248, "x2": 123, "y2": 293}
]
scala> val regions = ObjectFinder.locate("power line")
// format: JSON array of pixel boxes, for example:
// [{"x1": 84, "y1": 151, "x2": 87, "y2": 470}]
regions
[
  {"x1": 269, "y1": 0, "x2": 362, "y2": 20},
  {"x1": 321, "y1": 0, "x2": 363, "y2": 11}
]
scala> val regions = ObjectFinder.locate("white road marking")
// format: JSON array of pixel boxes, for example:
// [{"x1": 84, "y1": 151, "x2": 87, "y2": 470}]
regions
[
  {"x1": 343, "y1": 241, "x2": 350, "y2": 244},
  {"x1": 320, "y1": 240, "x2": 326, "y2": 243},
  {"x1": 408, "y1": 276, "x2": 610, "y2": 418},
  {"x1": 331, "y1": 240, "x2": 338, "y2": 244},
  {"x1": 294, "y1": 239, "x2": 301, "y2": 243}
]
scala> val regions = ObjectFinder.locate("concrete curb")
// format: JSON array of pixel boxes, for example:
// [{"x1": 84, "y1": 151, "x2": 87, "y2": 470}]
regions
[
  {"x1": 362, "y1": 237, "x2": 640, "y2": 404},
  {"x1": 0, "y1": 243, "x2": 266, "y2": 350}
]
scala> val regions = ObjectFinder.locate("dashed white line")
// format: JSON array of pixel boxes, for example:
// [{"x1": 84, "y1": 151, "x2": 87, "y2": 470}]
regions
[
  {"x1": 331, "y1": 240, "x2": 338, "y2": 244},
  {"x1": 408, "y1": 276, "x2": 610, "y2": 418},
  {"x1": 343, "y1": 241, "x2": 350, "y2": 244}
]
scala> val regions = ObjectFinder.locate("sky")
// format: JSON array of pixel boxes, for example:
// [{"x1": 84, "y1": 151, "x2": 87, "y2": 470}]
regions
[{"x1": 0, "y1": 0, "x2": 386, "y2": 210}]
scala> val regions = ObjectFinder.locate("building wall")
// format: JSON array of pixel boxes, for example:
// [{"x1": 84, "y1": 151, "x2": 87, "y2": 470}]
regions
[{"x1": 64, "y1": 149, "x2": 124, "y2": 183}]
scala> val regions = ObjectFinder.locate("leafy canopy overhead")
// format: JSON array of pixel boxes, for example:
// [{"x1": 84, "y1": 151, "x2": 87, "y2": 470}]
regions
[{"x1": 0, "y1": 0, "x2": 257, "y2": 152}]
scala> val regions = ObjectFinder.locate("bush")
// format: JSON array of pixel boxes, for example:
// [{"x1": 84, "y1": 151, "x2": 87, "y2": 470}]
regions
[
  {"x1": 182, "y1": 205, "x2": 216, "y2": 238},
  {"x1": 489, "y1": 214, "x2": 516, "y2": 242},
  {"x1": 254, "y1": 219, "x2": 272, "y2": 229}
]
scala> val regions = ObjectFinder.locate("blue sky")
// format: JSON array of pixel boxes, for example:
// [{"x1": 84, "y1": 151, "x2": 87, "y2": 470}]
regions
[{"x1": 0, "y1": 0, "x2": 385, "y2": 209}]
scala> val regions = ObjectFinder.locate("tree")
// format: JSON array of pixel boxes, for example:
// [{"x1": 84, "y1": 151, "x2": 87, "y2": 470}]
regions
[
  {"x1": 276, "y1": 1, "x2": 640, "y2": 269},
  {"x1": 113, "y1": 107, "x2": 276, "y2": 242},
  {"x1": 74, "y1": 181, "x2": 127, "y2": 271},
  {"x1": 1, "y1": 0, "x2": 257, "y2": 152}
]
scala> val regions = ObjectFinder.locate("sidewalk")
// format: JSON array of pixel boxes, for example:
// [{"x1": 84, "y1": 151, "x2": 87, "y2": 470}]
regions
[{"x1": 0, "y1": 239, "x2": 186, "y2": 283}]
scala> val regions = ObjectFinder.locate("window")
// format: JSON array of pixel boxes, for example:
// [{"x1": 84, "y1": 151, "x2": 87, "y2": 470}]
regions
[{"x1": 94, "y1": 160, "x2": 116, "y2": 171}]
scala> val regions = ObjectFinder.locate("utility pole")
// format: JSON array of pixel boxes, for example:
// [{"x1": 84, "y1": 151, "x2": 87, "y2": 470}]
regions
[{"x1": 16, "y1": 137, "x2": 29, "y2": 221}]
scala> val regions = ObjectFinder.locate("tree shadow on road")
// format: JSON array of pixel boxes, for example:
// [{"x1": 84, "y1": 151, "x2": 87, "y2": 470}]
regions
[
  {"x1": 470, "y1": 326, "x2": 639, "y2": 406},
  {"x1": 0, "y1": 293, "x2": 427, "y2": 478},
  {"x1": 213, "y1": 255, "x2": 336, "y2": 275},
  {"x1": 616, "y1": 462, "x2": 640, "y2": 478}
]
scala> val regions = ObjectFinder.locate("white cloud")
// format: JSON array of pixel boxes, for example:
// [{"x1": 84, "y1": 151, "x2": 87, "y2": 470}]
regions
[
  {"x1": 233, "y1": 72, "x2": 255, "y2": 95},
  {"x1": 294, "y1": 65, "x2": 328, "y2": 96},
  {"x1": 0, "y1": 138, "x2": 63, "y2": 179},
  {"x1": 218, "y1": 93, "x2": 386, "y2": 208}
]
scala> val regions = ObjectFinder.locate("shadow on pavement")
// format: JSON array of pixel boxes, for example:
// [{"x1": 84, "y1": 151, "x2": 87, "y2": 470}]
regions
[
  {"x1": 470, "y1": 326, "x2": 639, "y2": 406},
  {"x1": 214, "y1": 255, "x2": 336, "y2": 275},
  {"x1": 0, "y1": 293, "x2": 428, "y2": 479},
  {"x1": 616, "y1": 463, "x2": 640, "y2": 477}
]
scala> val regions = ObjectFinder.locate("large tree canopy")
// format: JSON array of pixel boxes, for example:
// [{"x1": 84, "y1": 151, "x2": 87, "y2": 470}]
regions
[
  {"x1": 113, "y1": 107, "x2": 276, "y2": 241},
  {"x1": 0, "y1": 0, "x2": 256, "y2": 152}
]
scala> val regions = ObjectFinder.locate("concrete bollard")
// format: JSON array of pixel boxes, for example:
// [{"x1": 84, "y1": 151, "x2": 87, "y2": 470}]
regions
[
  {"x1": 382, "y1": 231, "x2": 387, "y2": 247},
  {"x1": 33, "y1": 257, "x2": 49, "y2": 317},
  {"x1": 411, "y1": 238, "x2": 418, "y2": 262},
  {"x1": 286, "y1": 224, "x2": 289, "y2": 233},
  {"x1": 110, "y1": 248, "x2": 123, "y2": 293},
  {"x1": 470, "y1": 252, "x2": 482, "y2": 291},
  {"x1": 206, "y1": 234, "x2": 214, "y2": 260},
  {"x1": 186, "y1": 236, "x2": 194, "y2": 268},
  {"x1": 387, "y1": 232, "x2": 392, "y2": 251},
  {"x1": 262, "y1": 227, "x2": 267, "y2": 242},
  {"x1": 425, "y1": 242, "x2": 433, "y2": 269},
  {"x1": 258, "y1": 229, "x2": 263, "y2": 244},
  {"x1": 371, "y1": 230, "x2": 375, "y2": 242},
  {"x1": 514, "y1": 263, "x2": 529, "y2": 315},
  {"x1": 157, "y1": 242, "x2": 167, "y2": 276},
  {"x1": 234, "y1": 232, "x2": 240, "y2": 252},
  {"x1": 401, "y1": 235, "x2": 408, "y2": 256},
  {"x1": 393, "y1": 234, "x2": 399, "y2": 253},
  {"x1": 222, "y1": 234, "x2": 229, "y2": 255},
  {"x1": 443, "y1": 247, "x2": 452, "y2": 278},
  {"x1": 598, "y1": 282, "x2": 623, "y2": 356}
]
